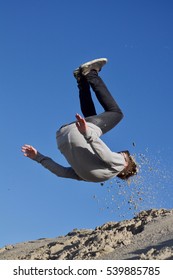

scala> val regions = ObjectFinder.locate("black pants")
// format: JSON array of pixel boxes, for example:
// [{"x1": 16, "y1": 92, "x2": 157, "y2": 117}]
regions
[{"x1": 78, "y1": 70, "x2": 123, "y2": 134}]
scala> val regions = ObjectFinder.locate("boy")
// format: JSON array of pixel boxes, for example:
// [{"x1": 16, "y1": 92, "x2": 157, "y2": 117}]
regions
[{"x1": 22, "y1": 58, "x2": 137, "y2": 182}]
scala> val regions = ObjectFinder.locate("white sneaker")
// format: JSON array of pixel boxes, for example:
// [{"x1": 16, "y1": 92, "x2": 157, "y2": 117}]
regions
[
  {"x1": 80, "y1": 58, "x2": 108, "y2": 75},
  {"x1": 73, "y1": 58, "x2": 108, "y2": 79}
]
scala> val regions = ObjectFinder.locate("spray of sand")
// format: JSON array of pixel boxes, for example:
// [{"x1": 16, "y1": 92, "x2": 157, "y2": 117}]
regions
[{"x1": 93, "y1": 148, "x2": 172, "y2": 219}]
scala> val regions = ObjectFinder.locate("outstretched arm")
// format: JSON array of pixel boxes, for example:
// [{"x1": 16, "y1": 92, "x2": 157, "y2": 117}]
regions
[{"x1": 21, "y1": 144, "x2": 83, "y2": 181}]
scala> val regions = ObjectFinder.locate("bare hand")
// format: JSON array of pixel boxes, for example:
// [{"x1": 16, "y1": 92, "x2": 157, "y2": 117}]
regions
[
  {"x1": 21, "y1": 144, "x2": 37, "y2": 159},
  {"x1": 75, "y1": 113, "x2": 88, "y2": 134}
]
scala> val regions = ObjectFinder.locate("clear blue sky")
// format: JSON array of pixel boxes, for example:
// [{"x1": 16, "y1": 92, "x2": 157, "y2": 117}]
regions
[{"x1": 0, "y1": 0, "x2": 173, "y2": 248}]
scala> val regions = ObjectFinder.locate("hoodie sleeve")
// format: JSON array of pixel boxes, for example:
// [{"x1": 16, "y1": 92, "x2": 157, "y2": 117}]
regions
[
  {"x1": 83, "y1": 128, "x2": 125, "y2": 170},
  {"x1": 33, "y1": 152, "x2": 83, "y2": 181}
]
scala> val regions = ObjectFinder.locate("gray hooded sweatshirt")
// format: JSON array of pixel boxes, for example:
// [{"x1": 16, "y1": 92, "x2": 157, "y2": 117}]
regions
[{"x1": 34, "y1": 122, "x2": 125, "y2": 182}]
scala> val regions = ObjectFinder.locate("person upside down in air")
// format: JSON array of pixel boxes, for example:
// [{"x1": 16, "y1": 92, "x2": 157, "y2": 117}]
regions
[{"x1": 22, "y1": 58, "x2": 138, "y2": 182}]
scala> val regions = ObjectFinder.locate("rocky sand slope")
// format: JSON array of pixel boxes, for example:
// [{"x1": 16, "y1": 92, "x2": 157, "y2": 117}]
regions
[{"x1": 0, "y1": 209, "x2": 173, "y2": 260}]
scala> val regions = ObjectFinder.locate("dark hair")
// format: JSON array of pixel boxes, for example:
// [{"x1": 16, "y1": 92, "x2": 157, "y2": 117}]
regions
[{"x1": 117, "y1": 150, "x2": 138, "y2": 180}]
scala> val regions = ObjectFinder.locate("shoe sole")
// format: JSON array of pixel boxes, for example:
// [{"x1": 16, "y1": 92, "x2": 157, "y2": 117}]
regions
[
  {"x1": 80, "y1": 58, "x2": 107, "y2": 75},
  {"x1": 73, "y1": 58, "x2": 108, "y2": 78},
  {"x1": 81, "y1": 58, "x2": 107, "y2": 68}
]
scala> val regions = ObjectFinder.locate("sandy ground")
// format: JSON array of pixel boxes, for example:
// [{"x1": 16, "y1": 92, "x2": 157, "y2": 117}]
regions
[{"x1": 0, "y1": 208, "x2": 173, "y2": 260}]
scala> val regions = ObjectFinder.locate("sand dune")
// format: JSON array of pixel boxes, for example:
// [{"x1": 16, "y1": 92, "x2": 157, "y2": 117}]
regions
[{"x1": 0, "y1": 209, "x2": 173, "y2": 260}]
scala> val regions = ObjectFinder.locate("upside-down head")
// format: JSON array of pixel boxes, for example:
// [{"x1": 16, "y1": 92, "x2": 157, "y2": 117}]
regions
[{"x1": 117, "y1": 150, "x2": 138, "y2": 180}]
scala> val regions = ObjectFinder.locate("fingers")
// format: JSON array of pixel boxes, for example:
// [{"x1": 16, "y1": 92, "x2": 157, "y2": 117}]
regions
[
  {"x1": 22, "y1": 144, "x2": 33, "y2": 151},
  {"x1": 75, "y1": 113, "x2": 85, "y2": 123},
  {"x1": 22, "y1": 144, "x2": 33, "y2": 149},
  {"x1": 76, "y1": 114, "x2": 83, "y2": 127},
  {"x1": 76, "y1": 115, "x2": 85, "y2": 131},
  {"x1": 75, "y1": 113, "x2": 82, "y2": 120},
  {"x1": 21, "y1": 145, "x2": 29, "y2": 157},
  {"x1": 75, "y1": 113, "x2": 88, "y2": 134},
  {"x1": 21, "y1": 144, "x2": 34, "y2": 157}
]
